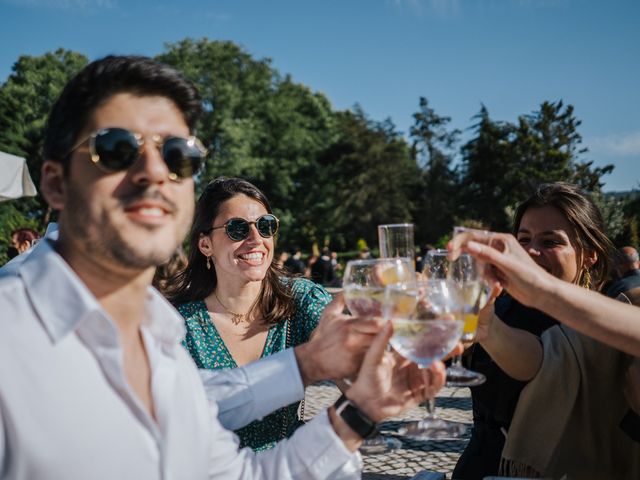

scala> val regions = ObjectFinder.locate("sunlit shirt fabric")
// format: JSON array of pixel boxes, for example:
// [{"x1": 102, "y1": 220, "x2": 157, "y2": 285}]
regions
[{"x1": 0, "y1": 239, "x2": 361, "y2": 480}]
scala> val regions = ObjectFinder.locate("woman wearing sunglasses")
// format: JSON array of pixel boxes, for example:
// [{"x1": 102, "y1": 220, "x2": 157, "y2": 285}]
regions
[{"x1": 167, "y1": 177, "x2": 332, "y2": 452}]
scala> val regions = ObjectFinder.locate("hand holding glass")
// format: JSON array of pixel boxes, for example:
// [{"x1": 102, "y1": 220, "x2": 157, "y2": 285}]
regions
[
  {"x1": 423, "y1": 248, "x2": 489, "y2": 387},
  {"x1": 342, "y1": 257, "x2": 415, "y2": 454},
  {"x1": 385, "y1": 279, "x2": 469, "y2": 439}
]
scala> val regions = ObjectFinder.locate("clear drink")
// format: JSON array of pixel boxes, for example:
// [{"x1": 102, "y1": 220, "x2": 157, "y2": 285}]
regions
[
  {"x1": 382, "y1": 284, "x2": 418, "y2": 318},
  {"x1": 390, "y1": 318, "x2": 464, "y2": 367},
  {"x1": 344, "y1": 285, "x2": 385, "y2": 317}
]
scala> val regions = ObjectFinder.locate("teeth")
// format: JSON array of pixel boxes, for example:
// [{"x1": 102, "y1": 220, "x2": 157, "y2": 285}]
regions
[
  {"x1": 239, "y1": 253, "x2": 263, "y2": 260},
  {"x1": 137, "y1": 207, "x2": 164, "y2": 217}
]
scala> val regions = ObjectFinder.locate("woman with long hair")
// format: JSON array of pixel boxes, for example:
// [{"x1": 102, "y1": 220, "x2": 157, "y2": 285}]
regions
[
  {"x1": 453, "y1": 182, "x2": 640, "y2": 479},
  {"x1": 167, "y1": 177, "x2": 332, "y2": 451}
]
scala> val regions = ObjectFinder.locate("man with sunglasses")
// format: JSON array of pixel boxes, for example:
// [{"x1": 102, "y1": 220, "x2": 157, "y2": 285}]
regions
[{"x1": 0, "y1": 56, "x2": 449, "y2": 480}]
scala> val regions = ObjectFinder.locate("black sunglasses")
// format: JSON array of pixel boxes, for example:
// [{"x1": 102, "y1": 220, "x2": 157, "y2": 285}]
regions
[
  {"x1": 69, "y1": 127, "x2": 207, "y2": 180},
  {"x1": 204, "y1": 214, "x2": 279, "y2": 242}
]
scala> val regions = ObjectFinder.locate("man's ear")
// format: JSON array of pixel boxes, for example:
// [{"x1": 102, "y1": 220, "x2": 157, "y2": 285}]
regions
[{"x1": 40, "y1": 161, "x2": 66, "y2": 210}]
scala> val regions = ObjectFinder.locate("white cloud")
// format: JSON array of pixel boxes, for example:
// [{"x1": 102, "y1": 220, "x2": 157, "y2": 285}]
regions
[
  {"x1": 1, "y1": 0, "x2": 116, "y2": 10},
  {"x1": 589, "y1": 131, "x2": 640, "y2": 157}
]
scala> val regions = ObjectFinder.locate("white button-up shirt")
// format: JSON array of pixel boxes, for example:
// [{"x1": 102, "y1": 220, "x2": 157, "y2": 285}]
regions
[{"x1": 0, "y1": 240, "x2": 361, "y2": 479}]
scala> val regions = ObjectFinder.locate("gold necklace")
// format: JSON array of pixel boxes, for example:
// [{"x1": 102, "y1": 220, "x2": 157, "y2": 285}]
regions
[{"x1": 213, "y1": 290, "x2": 251, "y2": 325}]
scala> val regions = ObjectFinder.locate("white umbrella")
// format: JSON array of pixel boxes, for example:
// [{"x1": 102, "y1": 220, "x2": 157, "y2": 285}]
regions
[{"x1": 0, "y1": 151, "x2": 37, "y2": 201}]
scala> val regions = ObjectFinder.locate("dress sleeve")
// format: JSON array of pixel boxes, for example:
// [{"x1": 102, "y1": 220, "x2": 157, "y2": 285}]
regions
[
  {"x1": 178, "y1": 302, "x2": 209, "y2": 368},
  {"x1": 290, "y1": 279, "x2": 332, "y2": 343}
]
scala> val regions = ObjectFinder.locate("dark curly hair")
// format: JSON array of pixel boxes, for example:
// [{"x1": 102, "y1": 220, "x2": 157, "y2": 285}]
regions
[{"x1": 43, "y1": 55, "x2": 202, "y2": 169}]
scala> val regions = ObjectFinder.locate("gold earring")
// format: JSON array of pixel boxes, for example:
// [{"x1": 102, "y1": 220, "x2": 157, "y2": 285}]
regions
[
  {"x1": 206, "y1": 256, "x2": 211, "y2": 270},
  {"x1": 582, "y1": 267, "x2": 592, "y2": 289}
]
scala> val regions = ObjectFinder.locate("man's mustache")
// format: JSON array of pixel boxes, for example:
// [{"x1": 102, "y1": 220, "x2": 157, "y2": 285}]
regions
[{"x1": 119, "y1": 188, "x2": 178, "y2": 214}]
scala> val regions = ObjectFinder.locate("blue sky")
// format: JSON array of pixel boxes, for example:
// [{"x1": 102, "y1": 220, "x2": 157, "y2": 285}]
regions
[{"x1": 1, "y1": 0, "x2": 638, "y2": 192}]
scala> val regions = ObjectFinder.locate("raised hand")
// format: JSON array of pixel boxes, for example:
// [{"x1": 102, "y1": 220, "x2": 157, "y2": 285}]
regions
[
  {"x1": 295, "y1": 293, "x2": 385, "y2": 385},
  {"x1": 344, "y1": 321, "x2": 449, "y2": 422},
  {"x1": 449, "y1": 231, "x2": 553, "y2": 308}
]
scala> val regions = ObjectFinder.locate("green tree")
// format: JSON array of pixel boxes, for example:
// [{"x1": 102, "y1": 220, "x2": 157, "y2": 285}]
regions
[
  {"x1": 409, "y1": 97, "x2": 461, "y2": 243},
  {"x1": 157, "y1": 39, "x2": 336, "y2": 249},
  {"x1": 459, "y1": 105, "x2": 514, "y2": 230},
  {"x1": 0, "y1": 49, "x2": 88, "y2": 199},
  {"x1": 0, "y1": 49, "x2": 87, "y2": 256},
  {"x1": 301, "y1": 108, "x2": 419, "y2": 250},
  {"x1": 460, "y1": 101, "x2": 614, "y2": 229}
]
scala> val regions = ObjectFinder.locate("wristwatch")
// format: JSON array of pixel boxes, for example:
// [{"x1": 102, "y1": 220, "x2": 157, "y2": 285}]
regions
[{"x1": 333, "y1": 394, "x2": 379, "y2": 439}]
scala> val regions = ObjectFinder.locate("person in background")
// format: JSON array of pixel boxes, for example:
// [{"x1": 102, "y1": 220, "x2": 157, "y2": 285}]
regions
[
  {"x1": 275, "y1": 250, "x2": 289, "y2": 268},
  {"x1": 283, "y1": 246, "x2": 306, "y2": 276},
  {"x1": 311, "y1": 247, "x2": 335, "y2": 287},
  {"x1": 607, "y1": 246, "x2": 640, "y2": 299},
  {"x1": 8, "y1": 227, "x2": 40, "y2": 259}
]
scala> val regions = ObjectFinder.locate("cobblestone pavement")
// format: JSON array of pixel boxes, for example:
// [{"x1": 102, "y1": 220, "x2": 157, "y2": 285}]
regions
[{"x1": 304, "y1": 382, "x2": 472, "y2": 480}]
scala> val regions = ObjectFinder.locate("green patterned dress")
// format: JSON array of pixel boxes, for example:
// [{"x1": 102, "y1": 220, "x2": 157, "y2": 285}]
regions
[{"x1": 178, "y1": 278, "x2": 331, "y2": 451}]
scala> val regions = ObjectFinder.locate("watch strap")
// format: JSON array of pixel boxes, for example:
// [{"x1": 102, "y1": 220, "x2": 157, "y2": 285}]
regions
[{"x1": 333, "y1": 394, "x2": 379, "y2": 439}]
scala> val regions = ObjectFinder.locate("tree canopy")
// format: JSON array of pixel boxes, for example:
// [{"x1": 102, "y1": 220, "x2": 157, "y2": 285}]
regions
[{"x1": 1, "y1": 38, "x2": 636, "y2": 265}]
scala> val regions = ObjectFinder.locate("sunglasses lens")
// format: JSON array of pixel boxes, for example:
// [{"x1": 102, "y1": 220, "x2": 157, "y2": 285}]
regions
[
  {"x1": 93, "y1": 128, "x2": 140, "y2": 171},
  {"x1": 257, "y1": 215, "x2": 278, "y2": 238},
  {"x1": 162, "y1": 137, "x2": 205, "y2": 179},
  {"x1": 226, "y1": 219, "x2": 250, "y2": 241}
]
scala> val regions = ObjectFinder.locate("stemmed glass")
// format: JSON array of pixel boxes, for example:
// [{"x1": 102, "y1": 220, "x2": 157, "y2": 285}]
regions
[
  {"x1": 385, "y1": 279, "x2": 469, "y2": 439},
  {"x1": 423, "y1": 248, "x2": 490, "y2": 387},
  {"x1": 342, "y1": 257, "x2": 415, "y2": 454}
]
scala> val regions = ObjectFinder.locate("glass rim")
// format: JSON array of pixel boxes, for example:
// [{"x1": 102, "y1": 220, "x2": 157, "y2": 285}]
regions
[
  {"x1": 377, "y1": 223, "x2": 414, "y2": 229},
  {"x1": 345, "y1": 257, "x2": 412, "y2": 266}
]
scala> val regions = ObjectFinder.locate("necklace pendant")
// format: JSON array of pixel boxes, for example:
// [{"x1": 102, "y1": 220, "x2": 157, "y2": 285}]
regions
[{"x1": 231, "y1": 313, "x2": 245, "y2": 325}]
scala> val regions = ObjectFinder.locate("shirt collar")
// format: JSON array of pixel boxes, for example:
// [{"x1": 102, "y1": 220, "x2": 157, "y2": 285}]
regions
[{"x1": 19, "y1": 239, "x2": 185, "y2": 354}]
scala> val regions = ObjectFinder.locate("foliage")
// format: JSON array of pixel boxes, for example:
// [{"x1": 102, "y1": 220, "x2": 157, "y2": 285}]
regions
[
  {"x1": 409, "y1": 97, "x2": 461, "y2": 244},
  {"x1": 0, "y1": 42, "x2": 631, "y2": 264},
  {"x1": 0, "y1": 49, "x2": 87, "y2": 257},
  {"x1": 591, "y1": 191, "x2": 626, "y2": 243},
  {"x1": 304, "y1": 108, "x2": 420, "y2": 250},
  {"x1": 459, "y1": 101, "x2": 615, "y2": 230},
  {"x1": 157, "y1": 39, "x2": 336, "y2": 248}
]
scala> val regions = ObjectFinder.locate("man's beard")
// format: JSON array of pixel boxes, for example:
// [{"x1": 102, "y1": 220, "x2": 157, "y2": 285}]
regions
[{"x1": 64, "y1": 182, "x2": 181, "y2": 270}]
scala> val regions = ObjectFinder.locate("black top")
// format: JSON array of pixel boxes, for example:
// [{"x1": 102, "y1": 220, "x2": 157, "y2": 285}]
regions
[
  {"x1": 452, "y1": 295, "x2": 559, "y2": 480},
  {"x1": 283, "y1": 256, "x2": 306, "y2": 275},
  {"x1": 311, "y1": 256, "x2": 335, "y2": 286},
  {"x1": 620, "y1": 409, "x2": 640, "y2": 443}
]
